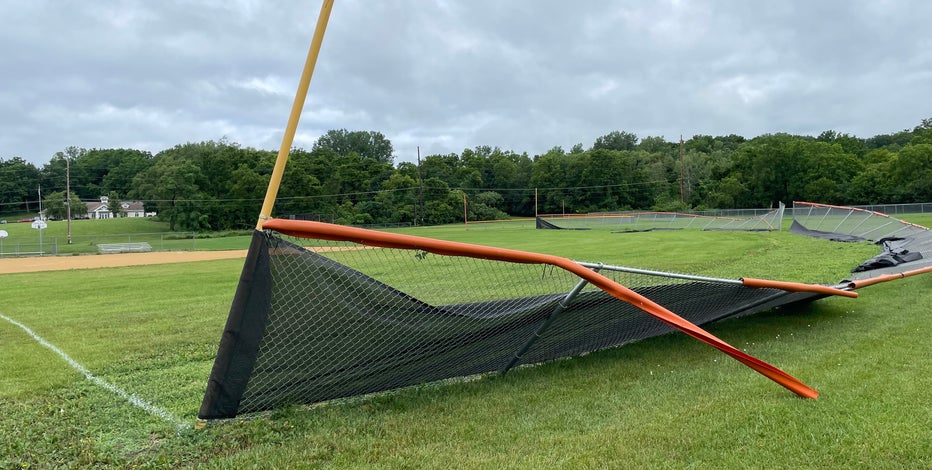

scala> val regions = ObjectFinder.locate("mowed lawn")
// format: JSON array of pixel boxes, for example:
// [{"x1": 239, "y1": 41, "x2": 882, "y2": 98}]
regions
[{"x1": 0, "y1": 222, "x2": 929, "y2": 468}]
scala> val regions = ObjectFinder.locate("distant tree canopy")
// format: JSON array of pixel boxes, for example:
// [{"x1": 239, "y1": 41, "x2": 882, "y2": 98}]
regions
[
  {"x1": 41, "y1": 190, "x2": 86, "y2": 220},
  {"x1": 312, "y1": 129, "x2": 394, "y2": 165},
  {"x1": 2, "y1": 119, "x2": 931, "y2": 230}
]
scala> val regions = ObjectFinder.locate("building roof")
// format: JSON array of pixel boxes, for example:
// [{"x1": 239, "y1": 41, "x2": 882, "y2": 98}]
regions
[{"x1": 86, "y1": 199, "x2": 145, "y2": 213}]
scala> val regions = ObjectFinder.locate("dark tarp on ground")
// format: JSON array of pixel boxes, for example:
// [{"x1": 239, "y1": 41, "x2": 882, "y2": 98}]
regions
[
  {"x1": 852, "y1": 237, "x2": 924, "y2": 272},
  {"x1": 535, "y1": 217, "x2": 590, "y2": 230},
  {"x1": 612, "y1": 228, "x2": 683, "y2": 233},
  {"x1": 788, "y1": 220, "x2": 866, "y2": 242},
  {"x1": 789, "y1": 214, "x2": 932, "y2": 274}
]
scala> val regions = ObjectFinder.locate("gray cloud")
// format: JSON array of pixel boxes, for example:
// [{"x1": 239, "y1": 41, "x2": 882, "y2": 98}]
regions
[{"x1": 1, "y1": 0, "x2": 929, "y2": 166}]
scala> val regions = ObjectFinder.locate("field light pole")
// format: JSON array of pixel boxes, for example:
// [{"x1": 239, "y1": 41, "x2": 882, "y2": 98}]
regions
[
  {"x1": 38, "y1": 185, "x2": 43, "y2": 254},
  {"x1": 66, "y1": 158, "x2": 72, "y2": 244},
  {"x1": 254, "y1": 0, "x2": 334, "y2": 230}
]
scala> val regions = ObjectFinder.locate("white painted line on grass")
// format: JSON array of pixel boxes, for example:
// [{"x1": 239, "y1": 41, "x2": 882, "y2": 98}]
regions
[{"x1": 0, "y1": 313, "x2": 188, "y2": 433}]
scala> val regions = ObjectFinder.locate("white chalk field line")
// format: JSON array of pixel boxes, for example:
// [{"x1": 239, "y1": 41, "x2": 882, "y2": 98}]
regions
[{"x1": 1, "y1": 313, "x2": 188, "y2": 433}]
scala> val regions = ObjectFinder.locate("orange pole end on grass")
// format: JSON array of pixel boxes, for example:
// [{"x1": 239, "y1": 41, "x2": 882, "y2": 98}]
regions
[
  {"x1": 255, "y1": 0, "x2": 335, "y2": 230},
  {"x1": 846, "y1": 265, "x2": 932, "y2": 289}
]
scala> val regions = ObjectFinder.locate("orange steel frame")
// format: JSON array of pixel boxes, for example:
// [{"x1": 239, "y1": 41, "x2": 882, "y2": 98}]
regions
[
  {"x1": 846, "y1": 265, "x2": 932, "y2": 289},
  {"x1": 263, "y1": 218, "x2": 862, "y2": 399}
]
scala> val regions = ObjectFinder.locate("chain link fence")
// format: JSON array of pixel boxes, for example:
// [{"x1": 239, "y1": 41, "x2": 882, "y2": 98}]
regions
[
  {"x1": 200, "y1": 230, "x2": 812, "y2": 418},
  {"x1": 0, "y1": 231, "x2": 248, "y2": 257}
]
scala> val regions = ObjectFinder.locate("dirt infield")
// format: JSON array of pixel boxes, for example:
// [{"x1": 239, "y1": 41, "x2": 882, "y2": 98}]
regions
[{"x1": 0, "y1": 250, "x2": 249, "y2": 274}]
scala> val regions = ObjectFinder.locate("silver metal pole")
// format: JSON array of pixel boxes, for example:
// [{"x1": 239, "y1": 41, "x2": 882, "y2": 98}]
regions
[
  {"x1": 574, "y1": 261, "x2": 743, "y2": 285},
  {"x1": 501, "y1": 266, "x2": 600, "y2": 374}
]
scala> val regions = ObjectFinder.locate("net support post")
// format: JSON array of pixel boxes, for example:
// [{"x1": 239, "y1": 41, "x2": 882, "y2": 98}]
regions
[
  {"x1": 500, "y1": 265, "x2": 601, "y2": 374},
  {"x1": 254, "y1": 0, "x2": 334, "y2": 230}
]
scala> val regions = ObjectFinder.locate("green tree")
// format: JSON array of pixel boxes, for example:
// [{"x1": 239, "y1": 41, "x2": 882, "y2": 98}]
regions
[
  {"x1": 42, "y1": 191, "x2": 86, "y2": 220},
  {"x1": 468, "y1": 191, "x2": 508, "y2": 221},
  {"x1": 379, "y1": 172, "x2": 418, "y2": 223},
  {"x1": 728, "y1": 134, "x2": 803, "y2": 206},
  {"x1": 108, "y1": 192, "x2": 126, "y2": 218},
  {"x1": 0, "y1": 157, "x2": 41, "y2": 215},
  {"x1": 705, "y1": 175, "x2": 750, "y2": 209},
  {"x1": 890, "y1": 144, "x2": 932, "y2": 202},
  {"x1": 531, "y1": 148, "x2": 582, "y2": 214},
  {"x1": 638, "y1": 136, "x2": 671, "y2": 154},
  {"x1": 592, "y1": 130, "x2": 638, "y2": 151},
  {"x1": 817, "y1": 130, "x2": 864, "y2": 157},
  {"x1": 580, "y1": 149, "x2": 642, "y2": 211},
  {"x1": 40, "y1": 147, "x2": 85, "y2": 199},
  {"x1": 228, "y1": 164, "x2": 269, "y2": 226},
  {"x1": 100, "y1": 149, "x2": 154, "y2": 195},
  {"x1": 131, "y1": 155, "x2": 205, "y2": 231},
  {"x1": 312, "y1": 129, "x2": 394, "y2": 164},
  {"x1": 794, "y1": 141, "x2": 862, "y2": 204}
]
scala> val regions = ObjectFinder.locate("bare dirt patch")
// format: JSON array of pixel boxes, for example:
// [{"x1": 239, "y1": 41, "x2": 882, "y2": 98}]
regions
[
  {"x1": 0, "y1": 245, "x2": 373, "y2": 274},
  {"x1": 0, "y1": 250, "x2": 249, "y2": 274}
]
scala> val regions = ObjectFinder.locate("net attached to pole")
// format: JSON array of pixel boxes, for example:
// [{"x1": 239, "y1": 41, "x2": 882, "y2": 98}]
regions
[
  {"x1": 537, "y1": 203, "x2": 784, "y2": 232},
  {"x1": 791, "y1": 201, "x2": 932, "y2": 282},
  {"x1": 198, "y1": 220, "x2": 858, "y2": 420}
]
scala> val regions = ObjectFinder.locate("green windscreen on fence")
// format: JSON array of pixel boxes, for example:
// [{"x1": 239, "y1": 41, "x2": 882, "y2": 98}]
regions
[{"x1": 536, "y1": 203, "x2": 784, "y2": 232}]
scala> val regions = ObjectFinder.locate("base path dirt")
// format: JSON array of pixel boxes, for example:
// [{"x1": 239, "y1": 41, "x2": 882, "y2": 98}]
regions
[{"x1": 0, "y1": 250, "x2": 249, "y2": 274}]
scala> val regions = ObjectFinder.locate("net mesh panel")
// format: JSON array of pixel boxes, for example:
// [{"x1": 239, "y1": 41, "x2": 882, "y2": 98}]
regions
[
  {"x1": 791, "y1": 201, "x2": 932, "y2": 279},
  {"x1": 538, "y1": 203, "x2": 784, "y2": 232},
  {"x1": 792, "y1": 201, "x2": 928, "y2": 240},
  {"x1": 222, "y1": 231, "x2": 799, "y2": 417}
]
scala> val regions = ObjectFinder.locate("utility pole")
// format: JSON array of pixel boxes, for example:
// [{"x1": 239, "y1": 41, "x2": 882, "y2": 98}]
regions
[
  {"x1": 66, "y1": 157, "x2": 72, "y2": 244},
  {"x1": 416, "y1": 146, "x2": 424, "y2": 227},
  {"x1": 679, "y1": 135, "x2": 686, "y2": 205}
]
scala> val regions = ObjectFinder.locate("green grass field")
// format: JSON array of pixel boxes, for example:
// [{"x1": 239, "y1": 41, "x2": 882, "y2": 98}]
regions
[
  {"x1": 1, "y1": 219, "x2": 930, "y2": 468},
  {"x1": 0, "y1": 218, "x2": 255, "y2": 255}
]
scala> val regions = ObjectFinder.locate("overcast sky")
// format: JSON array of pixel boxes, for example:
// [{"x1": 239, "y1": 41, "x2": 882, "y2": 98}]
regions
[{"x1": 1, "y1": 0, "x2": 930, "y2": 166}]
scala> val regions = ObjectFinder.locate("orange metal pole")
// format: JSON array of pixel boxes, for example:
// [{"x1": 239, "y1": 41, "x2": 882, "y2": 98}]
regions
[
  {"x1": 846, "y1": 265, "x2": 932, "y2": 289},
  {"x1": 741, "y1": 277, "x2": 857, "y2": 298}
]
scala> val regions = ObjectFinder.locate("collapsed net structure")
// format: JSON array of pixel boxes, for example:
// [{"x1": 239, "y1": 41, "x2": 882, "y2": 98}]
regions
[
  {"x1": 195, "y1": 3, "x2": 897, "y2": 424},
  {"x1": 537, "y1": 203, "x2": 784, "y2": 232},
  {"x1": 198, "y1": 219, "x2": 858, "y2": 420},
  {"x1": 791, "y1": 201, "x2": 932, "y2": 280}
]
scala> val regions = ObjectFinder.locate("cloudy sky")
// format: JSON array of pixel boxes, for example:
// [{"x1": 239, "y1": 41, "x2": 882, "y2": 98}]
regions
[{"x1": 1, "y1": 0, "x2": 930, "y2": 166}]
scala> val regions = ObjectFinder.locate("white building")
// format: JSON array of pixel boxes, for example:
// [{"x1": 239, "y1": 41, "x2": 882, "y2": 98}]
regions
[{"x1": 85, "y1": 196, "x2": 150, "y2": 219}]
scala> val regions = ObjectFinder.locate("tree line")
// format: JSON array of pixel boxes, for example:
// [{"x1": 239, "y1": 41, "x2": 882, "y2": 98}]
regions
[{"x1": 1, "y1": 122, "x2": 930, "y2": 231}]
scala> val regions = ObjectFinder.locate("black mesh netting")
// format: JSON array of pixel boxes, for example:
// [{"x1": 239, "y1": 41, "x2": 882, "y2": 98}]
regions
[{"x1": 199, "y1": 231, "x2": 816, "y2": 419}]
